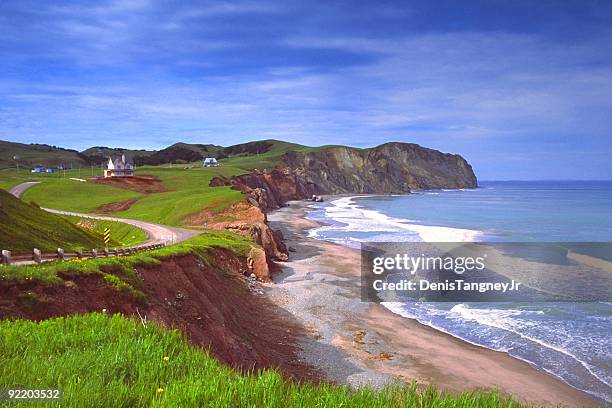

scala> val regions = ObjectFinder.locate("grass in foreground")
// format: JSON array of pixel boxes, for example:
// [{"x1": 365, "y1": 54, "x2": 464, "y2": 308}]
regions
[{"x1": 0, "y1": 313, "x2": 527, "y2": 408}]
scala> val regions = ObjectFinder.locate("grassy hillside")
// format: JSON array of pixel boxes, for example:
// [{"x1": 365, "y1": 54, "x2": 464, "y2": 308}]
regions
[
  {"x1": 0, "y1": 189, "x2": 105, "y2": 253},
  {"x1": 0, "y1": 313, "x2": 524, "y2": 408},
  {"x1": 80, "y1": 146, "x2": 157, "y2": 166},
  {"x1": 60, "y1": 215, "x2": 148, "y2": 248},
  {"x1": 0, "y1": 169, "x2": 34, "y2": 191},
  {"x1": 133, "y1": 143, "x2": 224, "y2": 166},
  {"x1": 0, "y1": 138, "x2": 314, "y2": 172},
  {"x1": 0, "y1": 140, "x2": 88, "y2": 170}
]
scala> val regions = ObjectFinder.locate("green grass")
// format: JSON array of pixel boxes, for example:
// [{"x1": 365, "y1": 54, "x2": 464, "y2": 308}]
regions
[
  {"x1": 60, "y1": 215, "x2": 148, "y2": 248},
  {"x1": 115, "y1": 187, "x2": 243, "y2": 227},
  {"x1": 0, "y1": 189, "x2": 105, "y2": 253},
  {"x1": 0, "y1": 175, "x2": 27, "y2": 191},
  {"x1": 0, "y1": 167, "x2": 108, "y2": 189},
  {"x1": 218, "y1": 141, "x2": 353, "y2": 172},
  {"x1": 220, "y1": 140, "x2": 312, "y2": 171},
  {"x1": 22, "y1": 178, "x2": 140, "y2": 213},
  {"x1": 0, "y1": 313, "x2": 526, "y2": 408},
  {"x1": 0, "y1": 169, "x2": 63, "y2": 191},
  {"x1": 14, "y1": 166, "x2": 247, "y2": 227},
  {"x1": 110, "y1": 166, "x2": 245, "y2": 226},
  {"x1": 0, "y1": 232, "x2": 253, "y2": 284}
]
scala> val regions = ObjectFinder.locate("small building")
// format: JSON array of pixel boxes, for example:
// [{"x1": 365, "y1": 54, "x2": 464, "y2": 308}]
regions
[
  {"x1": 203, "y1": 157, "x2": 219, "y2": 167},
  {"x1": 104, "y1": 154, "x2": 134, "y2": 178},
  {"x1": 31, "y1": 167, "x2": 54, "y2": 173}
]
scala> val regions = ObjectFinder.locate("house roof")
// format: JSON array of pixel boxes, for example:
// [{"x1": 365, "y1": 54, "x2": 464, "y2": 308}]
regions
[{"x1": 107, "y1": 154, "x2": 133, "y2": 169}]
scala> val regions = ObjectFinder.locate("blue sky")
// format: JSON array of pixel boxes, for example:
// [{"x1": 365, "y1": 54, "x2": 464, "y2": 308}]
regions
[{"x1": 1, "y1": 0, "x2": 611, "y2": 179}]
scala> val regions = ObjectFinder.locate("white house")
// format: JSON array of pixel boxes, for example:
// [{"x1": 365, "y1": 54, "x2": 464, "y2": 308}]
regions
[
  {"x1": 104, "y1": 154, "x2": 134, "y2": 178},
  {"x1": 203, "y1": 157, "x2": 219, "y2": 167}
]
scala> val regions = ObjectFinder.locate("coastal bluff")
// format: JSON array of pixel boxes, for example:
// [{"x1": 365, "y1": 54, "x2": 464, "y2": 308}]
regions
[
  {"x1": 211, "y1": 142, "x2": 477, "y2": 210},
  {"x1": 284, "y1": 142, "x2": 477, "y2": 193}
]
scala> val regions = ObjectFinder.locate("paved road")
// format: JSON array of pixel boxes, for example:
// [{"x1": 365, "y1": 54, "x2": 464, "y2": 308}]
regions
[
  {"x1": 9, "y1": 181, "x2": 200, "y2": 246},
  {"x1": 8, "y1": 181, "x2": 41, "y2": 198}
]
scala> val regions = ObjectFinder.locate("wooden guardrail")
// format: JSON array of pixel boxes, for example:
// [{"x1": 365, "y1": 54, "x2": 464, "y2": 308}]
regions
[{"x1": 1, "y1": 243, "x2": 166, "y2": 265}]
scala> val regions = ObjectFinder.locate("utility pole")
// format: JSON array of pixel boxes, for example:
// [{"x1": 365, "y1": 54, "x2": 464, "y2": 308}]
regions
[{"x1": 13, "y1": 155, "x2": 20, "y2": 173}]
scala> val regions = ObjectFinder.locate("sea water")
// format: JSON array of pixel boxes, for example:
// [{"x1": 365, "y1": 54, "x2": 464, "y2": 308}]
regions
[{"x1": 305, "y1": 181, "x2": 612, "y2": 403}]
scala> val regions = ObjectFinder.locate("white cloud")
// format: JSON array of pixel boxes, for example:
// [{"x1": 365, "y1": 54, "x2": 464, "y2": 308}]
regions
[{"x1": 1, "y1": 1, "x2": 611, "y2": 177}]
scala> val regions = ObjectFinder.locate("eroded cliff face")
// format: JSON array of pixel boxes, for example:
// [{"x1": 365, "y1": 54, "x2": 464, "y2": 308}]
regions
[
  {"x1": 186, "y1": 201, "x2": 288, "y2": 280},
  {"x1": 203, "y1": 142, "x2": 477, "y2": 278},
  {"x1": 210, "y1": 168, "x2": 319, "y2": 211},
  {"x1": 211, "y1": 142, "x2": 477, "y2": 211},
  {"x1": 283, "y1": 142, "x2": 477, "y2": 193}
]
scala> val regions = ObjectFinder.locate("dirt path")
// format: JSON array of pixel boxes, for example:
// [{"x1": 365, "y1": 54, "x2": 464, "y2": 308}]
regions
[{"x1": 9, "y1": 181, "x2": 199, "y2": 246}]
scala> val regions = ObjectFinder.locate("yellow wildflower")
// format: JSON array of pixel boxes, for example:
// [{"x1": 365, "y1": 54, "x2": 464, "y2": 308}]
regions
[
  {"x1": 156, "y1": 388, "x2": 164, "y2": 395},
  {"x1": 163, "y1": 356, "x2": 169, "y2": 362}
]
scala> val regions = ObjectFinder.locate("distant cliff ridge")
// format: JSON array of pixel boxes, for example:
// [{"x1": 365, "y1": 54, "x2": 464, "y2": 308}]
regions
[
  {"x1": 283, "y1": 142, "x2": 477, "y2": 193},
  {"x1": 212, "y1": 142, "x2": 477, "y2": 210}
]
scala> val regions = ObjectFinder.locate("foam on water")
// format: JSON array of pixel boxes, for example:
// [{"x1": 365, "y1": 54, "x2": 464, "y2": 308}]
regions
[
  {"x1": 382, "y1": 301, "x2": 612, "y2": 402},
  {"x1": 308, "y1": 195, "x2": 482, "y2": 243},
  {"x1": 304, "y1": 186, "x2": 612, "y2": 403}
]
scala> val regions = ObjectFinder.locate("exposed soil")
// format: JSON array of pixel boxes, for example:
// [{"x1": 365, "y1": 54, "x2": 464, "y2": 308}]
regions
[
  {"x1": 93, "y1": 175, "x2": 168, "y2": 213},
  {"x1": 0, "y1": 250, "x2": 321, "y2": 382},
  {"x1": 210, "y1": 167, "x2": 317, "y2": 211},
  {"x1": 96, "y1": 198, "x2": 139, "y2": 213},
  {"x1": 0, "y1": 272, "x2": 141, "y2": 320},
  {"x1": 94, "y1": 175, "x2": 169, "y2": 194},
  {"x1": 185, "y1": 200, "x2": 265, "y2": 226},
  {"x1": 185, "y1": 201, "x2": 288, "y2": 281}
]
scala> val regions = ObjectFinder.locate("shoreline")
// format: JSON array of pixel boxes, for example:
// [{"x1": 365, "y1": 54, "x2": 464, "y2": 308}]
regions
[{"x1": 265, "y1": 200, "x2": 597, "y2": 407}]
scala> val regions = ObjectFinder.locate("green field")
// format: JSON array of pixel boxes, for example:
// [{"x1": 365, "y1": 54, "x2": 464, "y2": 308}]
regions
[
  {"x1": 24, "y1": 178, "x2": 141, "y2": 213},
  {"x1": 0, "y1": 140, "x2": 325, "y2": 227},
  {"x1": 10, "y1": 166, "x2": 246, "y2": 227},
  {"x1": 0, "y1": 313, "x2": 524, "y2": 408},
  {"x1": 111, "y1": 166, "x2": 245, "y2": 226}
]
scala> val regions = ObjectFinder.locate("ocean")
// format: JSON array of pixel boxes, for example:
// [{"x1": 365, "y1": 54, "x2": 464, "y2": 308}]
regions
[{"x1": 304, "y1": 181, "x2": 612, "y2": 403}]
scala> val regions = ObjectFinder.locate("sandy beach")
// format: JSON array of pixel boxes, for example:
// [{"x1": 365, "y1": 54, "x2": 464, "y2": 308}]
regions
[{"x1": 266, "y1": 200, "x2": 597, "y2": 408}]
